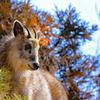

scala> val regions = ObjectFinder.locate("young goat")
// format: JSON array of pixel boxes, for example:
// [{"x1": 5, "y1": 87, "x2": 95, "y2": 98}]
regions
[{"x1": 0, "y1": 20, "x2": 68, "y2": 100}]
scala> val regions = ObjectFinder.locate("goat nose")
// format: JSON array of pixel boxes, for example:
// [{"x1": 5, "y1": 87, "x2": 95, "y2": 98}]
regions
[{"x1": 33, "y1": 63, "x2": 40, "y2": 70}]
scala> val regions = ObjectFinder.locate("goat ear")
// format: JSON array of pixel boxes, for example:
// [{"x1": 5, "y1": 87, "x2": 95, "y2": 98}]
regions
[
  {"x1": 36, "y1": 31, "x2": 41, "y2": 40},
  {"x1": 13, "y1": 20, "x2": 24, "y2": 37},
  {"x1": 30, "y1": 29, "x2": 41, "y2": 40}
]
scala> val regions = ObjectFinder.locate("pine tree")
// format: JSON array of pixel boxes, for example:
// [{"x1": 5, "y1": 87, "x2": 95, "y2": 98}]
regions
[{"x1": 52, "y1": 5, "x2": 98, "y2": 99}]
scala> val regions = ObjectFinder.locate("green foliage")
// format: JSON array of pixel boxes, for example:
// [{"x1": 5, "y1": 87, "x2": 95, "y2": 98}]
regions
[
  {"x1": 3, "y1": 92, "x2": 28, "y2": 100},
  {"x1": 0, "y1": 66, "x2": 11, "y2": 99},
  {"x1": 0, "y1": 67, "x2": 28, "y2": 100}
]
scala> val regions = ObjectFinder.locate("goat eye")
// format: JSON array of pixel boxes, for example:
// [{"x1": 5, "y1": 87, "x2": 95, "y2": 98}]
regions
[{"x1": 25, "y1": 44, "x2": 31, "y2": 50}]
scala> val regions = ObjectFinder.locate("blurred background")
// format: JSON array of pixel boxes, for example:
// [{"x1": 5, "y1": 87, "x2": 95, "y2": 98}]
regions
[{"x1": 0, "y1": 0, "x2": 100, "y2": 99}]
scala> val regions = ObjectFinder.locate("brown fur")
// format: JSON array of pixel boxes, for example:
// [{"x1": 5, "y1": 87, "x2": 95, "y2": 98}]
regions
[{"x1": 0, "y1": 20, "x2": 68, "y2": 100}]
